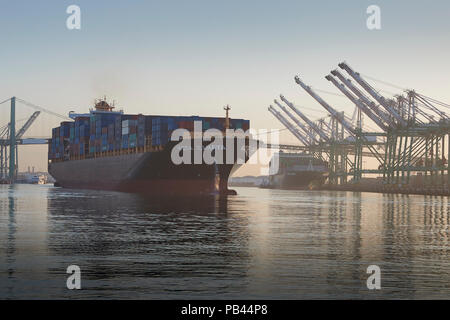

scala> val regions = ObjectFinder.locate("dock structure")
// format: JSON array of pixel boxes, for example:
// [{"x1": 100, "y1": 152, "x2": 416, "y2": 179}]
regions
[{"x1": 267, "y1": 62, "x2": 450, "y2": 195}]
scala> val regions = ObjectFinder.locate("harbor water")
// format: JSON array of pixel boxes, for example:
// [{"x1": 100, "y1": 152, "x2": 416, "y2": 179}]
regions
[{"x1": 0, "y1": 184, "x2": 449, "y2": 299}]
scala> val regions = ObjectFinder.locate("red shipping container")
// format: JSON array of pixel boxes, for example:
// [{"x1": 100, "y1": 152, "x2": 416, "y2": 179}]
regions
[{"x1": 178, "y1": 121, "x2": 194, "y2": 131}]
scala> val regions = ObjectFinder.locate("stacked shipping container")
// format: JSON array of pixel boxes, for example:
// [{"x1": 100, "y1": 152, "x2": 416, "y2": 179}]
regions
[{"x1": 49, "y1": 112, "x2": 249, "y2": 160}]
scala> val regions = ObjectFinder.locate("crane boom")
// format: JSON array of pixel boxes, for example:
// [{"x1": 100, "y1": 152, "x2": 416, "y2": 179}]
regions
[
  {"x1": 279, "y1": 95, "x2": 330, "y2": 141},
  {"x1": 318, "y1": 118, "x2": 333, "y2": 137},
  {"x1": 268, "y1": 106, "x2": 310, "y2": 146},
  {"x1": 338, "y1": 62, "x2": 407, "y2": 126},
  {"x1": 273, "y1": 100, "x2": 319, "y2": 144},
  {"x1": 15, "y1": 111, "x2": 40, "y2": 140},
  {"x1": 294, "y1": 76, "x2": 356, "y2": 135},
  {"x1": 330, "y1": 69, "x2": 394, "y2": 127},
  {"x1": 325, "y1": 75, "x2": 387, "y2": 131},
  {"x1": 414, "y1": 92, "x2": 448, "y2": 120}
]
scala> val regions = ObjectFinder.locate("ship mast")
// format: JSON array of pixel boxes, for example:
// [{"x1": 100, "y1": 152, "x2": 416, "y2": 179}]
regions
[{"x1": 224, "y1": 104, "x2": 231, "y2": 130}]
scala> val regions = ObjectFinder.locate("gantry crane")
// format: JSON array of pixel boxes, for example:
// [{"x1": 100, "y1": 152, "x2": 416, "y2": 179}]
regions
[
  {"x1": 279, "y1": 95, "x2": 331, "y2": 142},
  {"x1": 273, "y1": 100, "x2": 319, "y2": 144},
  {"x1": 268, "y1": 106, "x2": 310, "y2": 146},
  {"x1": 338, "y1": 62, "x2": 407, "y2": 127},
  {"x1": 327, "y1": 71, "x2": 390, "y2": 130},
  {"x1": 0, "y1": 110, "x2": 41, "y2": 182}
]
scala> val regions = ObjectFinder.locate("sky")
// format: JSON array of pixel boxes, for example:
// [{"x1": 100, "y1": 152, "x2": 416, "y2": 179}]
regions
[{"x1": 0, "y1": 0, "x2": 449, "y2": 174}]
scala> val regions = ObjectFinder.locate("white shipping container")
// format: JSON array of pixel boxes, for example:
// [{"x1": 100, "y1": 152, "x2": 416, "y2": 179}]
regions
[
  {"x1": 122, "y1": 127, "x2": 129, "y2": 135},
  {"x1": 122, "y1": 120, "x2": 129, "y2": 128}
]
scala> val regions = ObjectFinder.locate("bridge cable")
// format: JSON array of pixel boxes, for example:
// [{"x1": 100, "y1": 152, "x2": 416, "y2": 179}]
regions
[{"x1": 0, "y1": 97, "x2": 12, "y2": 105}]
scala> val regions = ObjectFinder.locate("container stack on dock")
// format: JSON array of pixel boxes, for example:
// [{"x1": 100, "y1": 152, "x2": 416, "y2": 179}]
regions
[{"x1": 48, "y1": 104, "x2": 249, "y2": 161}]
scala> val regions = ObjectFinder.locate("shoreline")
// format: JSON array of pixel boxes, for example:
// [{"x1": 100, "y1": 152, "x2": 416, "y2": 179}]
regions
[{"x1": 321, "y1": 184, "x2": 450, "y2": 196}]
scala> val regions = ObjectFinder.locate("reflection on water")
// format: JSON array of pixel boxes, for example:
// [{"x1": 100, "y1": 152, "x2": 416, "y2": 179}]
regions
[{"x1": 0, "y1": 184, "x2": 449, "y2": 299}]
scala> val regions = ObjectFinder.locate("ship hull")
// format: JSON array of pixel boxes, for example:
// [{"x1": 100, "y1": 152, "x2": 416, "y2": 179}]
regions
[
  {"x1": 263, "y1": 171, "x2": 326, "y2": 190},
  {"x1": 49, "y1": 139, "x2": 252, "y2": 196}
]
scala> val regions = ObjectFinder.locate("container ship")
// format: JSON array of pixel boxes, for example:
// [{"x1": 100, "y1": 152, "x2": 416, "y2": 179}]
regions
[
  {"x1": 261, "y1": 152, "x2": 328, "y2": 189},
  {"x1": 48, "y1": 100, "x2": 253, "y2": 196}
]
